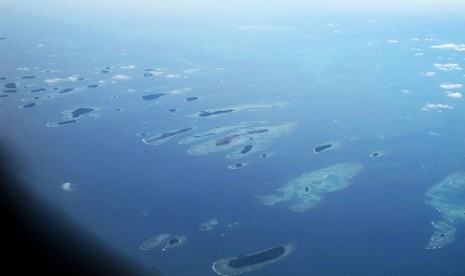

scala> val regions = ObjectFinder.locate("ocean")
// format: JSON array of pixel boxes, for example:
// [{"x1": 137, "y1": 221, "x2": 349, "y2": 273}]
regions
[{"x1": 1, "y1": 4, "x2": 465, "y2": 275}]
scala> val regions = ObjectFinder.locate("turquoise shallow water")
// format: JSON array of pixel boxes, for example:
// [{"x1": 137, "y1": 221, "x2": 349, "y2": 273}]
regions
[{"x1": 1, "y1": 7, "x2": 465, "y2": 275}]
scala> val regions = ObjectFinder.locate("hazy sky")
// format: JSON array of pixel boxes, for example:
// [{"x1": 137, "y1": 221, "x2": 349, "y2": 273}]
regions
[{"x1": 2, "y1": 0, "x2": 465, "y2": 20}]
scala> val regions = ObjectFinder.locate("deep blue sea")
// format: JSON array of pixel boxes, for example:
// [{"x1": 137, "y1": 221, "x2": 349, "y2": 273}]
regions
[{"x1": 1, "y1": 5, "x2": 465, "y2": 276}]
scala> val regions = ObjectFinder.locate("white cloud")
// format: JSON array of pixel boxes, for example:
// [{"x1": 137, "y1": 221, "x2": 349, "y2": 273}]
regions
[
  {"x1": 67, "y1": 75, "x2": 79, "y2": 81},
  {"x1": 431, "y1": 43, "x2": 465, "y2": 51},
  {"x1": 169, "y1": 87, "x2": 192, "y2": 95},
  {"x1": 113, "y1": 74, "x2": 131, "y2": 80},
  {"x1": 183, "y1": 68, "x2": 199, "y2": 74},
  {"x1": 410, "y1": 38, "x2": 421, "y2": 42},
  {"x1": 423, "y1": 71, "x2": 436, "y2": 77},
  {"x1": 150, "y1": 71, "x2": 163, "y2": 76},
  {"x1": 434, "y1": 63, "x2": 462, "y2": 71},
  {"x1": 401, "y1": 89, "x2": 411, "y2": 94},
  {"x1": 44, "y1": 75, "x2": 79, "y2": 84},
  {"x1": 236, "y1": 25, "x2": 289, "y2": 32},
  {"x1": 446, "y1": 92, "x2": 462, "y2": 98},
  {"x1": 45, "y1": 78, "x2": 61, "y2": 84},
  {"x1": 414, "y1": 52, "x2": 424, "y2": 56},
  {"x1": 61, "y1": 182, "x2": 74, "y2": 192},
  {"x1": 121, "y1": 64, "x2": 136, "y2": 69},
  {"x1": 407, "y1": 46, "x2": 421, "y2": 51},
  {"x1": 17, "y1": 67, "x2": 30, "y2": 71},
  {"x1": 439, "y1": 83, "x2": 463, "y2": 90},
  {"x1": 166, "y1": 74, "x2": 181, "y2": 78},
  {"x1": 387, "y1": 39, "x2": 398, "y2": 43},
  {"x1": 428, "y1": 131, "x2": 440, "y2": 136},
  {"x1": 422, "y1": 103, "x2": 453, "y2": 111}
]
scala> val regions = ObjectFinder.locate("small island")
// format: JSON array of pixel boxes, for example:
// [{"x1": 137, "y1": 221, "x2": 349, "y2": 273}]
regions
[
  {"x1": 58, "y1": 88, "x2": 74, "y2": 94},
  {"x1": 21, "y1": 103, "x2": 36, "y2": 109},
  {"x1": 4, "y1": 82, "x2": 17, "y2": 89},
  {"x1": 71, "y1": 107, "x2": 94, "y2": 118},
  {"x1": 199, "y1": 109, "x2": 234, "y2": 117},
  {"x1": 240, "y1": 145, "x2": 253, "y2": 154},
  {"x1": 142, "y1": 93, "x2": 166, "y2": 100},
  {"x1": 143, "y1": 127, "x2": 194, "y2": 145},
  {"x1": 47, "y1": 107, "x2": 99, "y2": 127},
  {"x1": 162, "y1": 235, "x2": 187, "y2": 251},
  {"x1": 370, "y1": 151, "x2": 386, "y2": 158},
  {"x1": 186, "y1": 96, "x2": 199, "y2": 102},
  {"x1": 47, "y1": 120, "x2": 78, "y2": 127},
  {"x1": 314, "y1": 144, "x2": 332, "y2": 153},
  {"x1": 212, "y1": 243, "x2": 295, "y2": 276},
  {"x1": 228, "y1": 163, "x2": 246, "y2": 170}
]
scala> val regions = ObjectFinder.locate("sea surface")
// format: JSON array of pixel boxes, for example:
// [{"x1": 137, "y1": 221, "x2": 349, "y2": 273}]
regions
[{"x1": 1, "y1": 6, "x2": 465, "y2": 276}]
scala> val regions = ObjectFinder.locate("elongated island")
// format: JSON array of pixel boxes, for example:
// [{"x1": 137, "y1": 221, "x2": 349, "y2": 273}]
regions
[{"x1": 212, "y1": 243, "x2": 295, "y2": 275}]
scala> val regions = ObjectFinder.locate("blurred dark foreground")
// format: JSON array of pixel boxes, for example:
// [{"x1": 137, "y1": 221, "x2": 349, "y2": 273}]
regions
[{"x1": 0, "y1": 142, "x2": 163, "y2": 275}]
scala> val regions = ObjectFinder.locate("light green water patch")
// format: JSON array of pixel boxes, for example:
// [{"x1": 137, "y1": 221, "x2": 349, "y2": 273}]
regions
[
  {"x1": 258, "y1": 163, "x2": 363, "y2": 212},
  {"x1": 186, "y1": 122, "x2": 294, "y2": 157},
  {"x1": 228, "y1": 163, "x2": 247, "y2": 170},
  {"x1": 139, "y1": 233, "x2": 170, "y2": 251},
  {"x1": 178, "y1": 123, "x2": 250, "y2": 145},
  {"x1": 140, "y1": 233, "x2": 187, "y2": 251},
  {"x1": 226, "y1": 144, "x2": 265, "y2": 160},
  {"x1": 199, "y1": 218, "x2": 219, "y2": 231},
  {"x1": 425, "y1": 172, "x2": 465, "y2": 249},
  {"x1": 426, "y1": 221, "x2": 456, "y2": 250}
]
